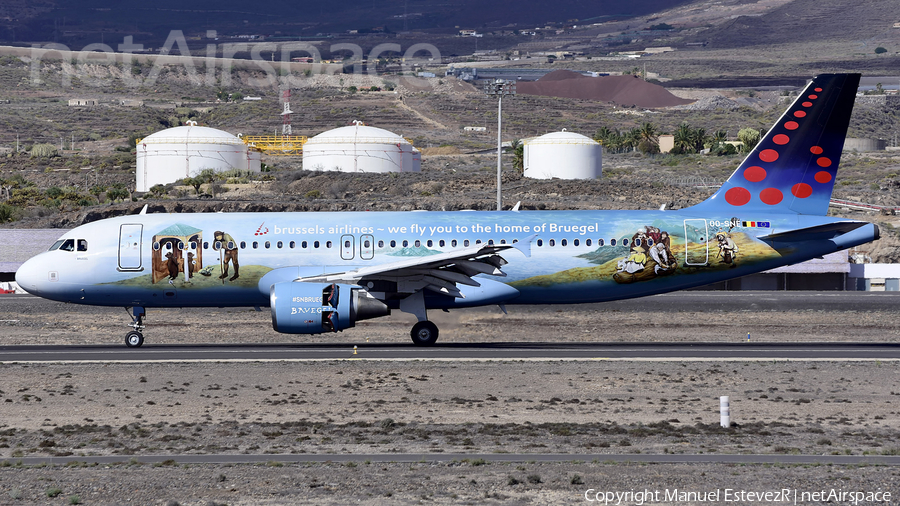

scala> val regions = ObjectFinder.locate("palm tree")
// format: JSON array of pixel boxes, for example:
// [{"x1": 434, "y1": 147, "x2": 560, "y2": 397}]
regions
[
  {"x1": 673, "y1": 123, "x2": 694, "y2": 154},
  {"x1": 637, "y1": 122, "x2": 659, "y2": 154},
  {"x1": 691, "y1": 127, "x2": 708, "y2": 152},
  {"x1": 510, "y1": 139, "x2": 524, "y2": 172}
]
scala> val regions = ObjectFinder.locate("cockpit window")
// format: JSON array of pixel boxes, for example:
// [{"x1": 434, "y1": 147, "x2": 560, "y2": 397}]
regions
[
  {"x1": 77, "y1": 239, "x2": 88, "y2": 252},
  {"x1": 49, "y1": 240, "x2": 64, "y2": 251},
  {"x1": 58, "y1": 239, "x2": 75, "y2": 252}
]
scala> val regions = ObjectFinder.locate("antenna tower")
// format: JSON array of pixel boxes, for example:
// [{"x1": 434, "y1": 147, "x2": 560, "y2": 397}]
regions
[{"x1": 281, "y1": 89, "x2": 293, "y2": 135}]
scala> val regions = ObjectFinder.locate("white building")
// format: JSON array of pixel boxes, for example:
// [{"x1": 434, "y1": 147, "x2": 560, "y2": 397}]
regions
[
  {"x1": 524, "y1": 130, "x2": 602, "y2": 180},
  {"x1": 135, "y1": 123, "x2": 261, "y2": 192},
  {"x1": 302, "y1": 121, "x2": 420, "y2": 173}
]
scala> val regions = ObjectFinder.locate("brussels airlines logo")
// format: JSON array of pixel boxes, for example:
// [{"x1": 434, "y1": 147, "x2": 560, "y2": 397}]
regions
[{"x1": 255, "y1": 222, "x2": 269, "y2": 236}]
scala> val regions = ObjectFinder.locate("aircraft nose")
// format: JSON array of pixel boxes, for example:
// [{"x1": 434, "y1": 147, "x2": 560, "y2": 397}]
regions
[{"x1": 15, "y1": 255, "x2": 47, "y2": 296}]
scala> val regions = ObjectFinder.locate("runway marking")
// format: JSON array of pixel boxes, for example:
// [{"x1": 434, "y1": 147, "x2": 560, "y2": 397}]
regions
[{"x1": 3, "y1": 357, "x2": 900, "y2": 365}]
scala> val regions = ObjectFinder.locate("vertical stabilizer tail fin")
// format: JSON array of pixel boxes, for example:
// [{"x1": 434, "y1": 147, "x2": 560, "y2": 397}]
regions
[{"x1": 689, "y1": 73, "x2": 860, "y2": 216}]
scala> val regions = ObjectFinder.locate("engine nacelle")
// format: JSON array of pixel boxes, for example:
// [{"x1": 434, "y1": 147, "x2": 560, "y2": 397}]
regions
[{"x1": 270, "y1": 282, "x2": 390, "y2": 334}]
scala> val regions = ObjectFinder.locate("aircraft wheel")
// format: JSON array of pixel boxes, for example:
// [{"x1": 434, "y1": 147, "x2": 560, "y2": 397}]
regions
[
  {"x1": 410, "y1": 321, "x2": 439, "y2": 346},
  {"x1": 125, "y1": 331, "x2": 144, "y2": 348}
]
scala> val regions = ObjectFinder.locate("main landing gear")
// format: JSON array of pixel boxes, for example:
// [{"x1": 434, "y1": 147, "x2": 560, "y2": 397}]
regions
[
  {"x1": 410, "y1": 320, "x2": 439, "y2": 346},
  {"x1": 125, "y1": 307, "x2": 146, "y2": 348}
]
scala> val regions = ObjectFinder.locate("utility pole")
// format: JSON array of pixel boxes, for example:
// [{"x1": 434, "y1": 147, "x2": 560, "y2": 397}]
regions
[{"x1": 483, "y1": 79, "x2": 516, "y2": 210}]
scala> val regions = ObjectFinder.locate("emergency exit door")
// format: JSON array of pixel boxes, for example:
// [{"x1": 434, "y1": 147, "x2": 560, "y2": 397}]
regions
[
  {"x1": 683, "y1": 219, "x2": 709, "y2": 266},
  {"x1": 118, "y1": 224, "x2": 143, "y2": 271}
]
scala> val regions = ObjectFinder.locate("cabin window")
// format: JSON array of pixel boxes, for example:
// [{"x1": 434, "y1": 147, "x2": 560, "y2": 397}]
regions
[
  {"x1": 390, "y1": 240, "x2": 396, "y2": 248},
  {"x1": 610, "y1": 239, "x2": 617, "y2": 246},
  {"x1": 536, "y1": 239, "x2": 543, "y2": 247},
  {"x1": 500, "y1": 239, "x2": 507, "y2": 244},
  {"x1": 177, "y1": 241, "x2": 185, "y2": 250},
  {"x1": 561, "y1": 239, "x2": 568, "y2": 247},
  {"x1": 512, "y1": 239, "x2": 518, "y2": 244},
  {"x1": 152, "y1": 242, "x2": 160, "y2": 251},
  {"x1": 289, "y1": 241, "x2": 295, "y2": 249},
  {"x1": 378, "y1": 240, "x2": 384, "y2": 248},
  {"x1": 598, "y1": 238, "x2": 604, "y2": 246},
  {"x1": 344, "y1": 240, "x2": 351, "y2": 249},
  {"x1": 301, "y1": 241, "x2": 308, "y2": 249},
  {"x1": 77, "y1": 239, "x2": 88, "y2": 252},
  {"x1": 488, "y1": 239, "x2": 494, "y2": 245},
  {"x1": 622, "y1": 238, "x2": 629, "y2": 247},
  {"x1": 464, "y1": 240, "x2": 470, "y2": 247},
  {"x1": 402, "y1": 240, "x2": 409, "y2": 248},
  {"x1": 549, "y1": 239, "x2": 556, "y2": 247},
  {"x1": 214, "y1": 241, "x2": 221, "y2": 250},
  {"x1": 252, "y1": 241, "x2": 259, "y2": 249},
  {"x1": 203, "y1": 241, "x2": 209, "y2": 249},
  {"x1": 426, "y1": 240, "x2": 433, "y2": 248},
  {"x1": 277, "y1": 241, "x2": 283, "y2": 249},
  {"x1": 314, "y1": 241, "x2": 320, "y2": 249},
  {"x1": 586, "y1": 239, "x2": 592, "y2": 247},
  {"x1": 647, "y1": 238, "x2": 654, "y2": 246},
  {"x1": 451, "y1": 240, "x2": 458, "y2": 247},
  {"x1": 573, "y1": 239, "x2": 579, "y2": 247},
  {"x1": 439, "y1": 240, "x2": 445, "y2": 247},
  {"x1": 414, "y1": 240, "x2": 421, "y2": 248},
  {"x1": 475, "y1": 239, "x2": 482, "y2": 245},
  {"x1": 326, "y1": 241, "x2": 333, "y2": 248},
  {"x1": 363, "y1": 239, "x2": 371, "y2": 248},
  {"x1": 190, "y1": 241, "x2": 197, "y2": 250},
  {"x1": 634, "y1": 238, "x2": 641, "y2": 246}
]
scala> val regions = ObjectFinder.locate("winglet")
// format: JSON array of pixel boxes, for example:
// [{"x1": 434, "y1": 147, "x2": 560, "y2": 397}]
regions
[
  {"x1": 139, "y1": 204, "x2": 148, "y2": 215},
  {"x1": 512, "y1": 234, "x2": 537, "y2": 258},
  {"x1": 511, "y1": 201, "x2": 521, "y2": 212}
]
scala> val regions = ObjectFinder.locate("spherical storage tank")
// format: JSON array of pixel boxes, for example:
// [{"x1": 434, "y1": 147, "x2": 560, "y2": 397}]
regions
[
  {"x1": 136, "y1": 123, "x2": 261, "y2": 192},
  {"x1": 303, "y1": 121, "x2": 420, "y2": 173},
  {"x1": 523, "y1": 129, "x2": 602, "y2": 180}
]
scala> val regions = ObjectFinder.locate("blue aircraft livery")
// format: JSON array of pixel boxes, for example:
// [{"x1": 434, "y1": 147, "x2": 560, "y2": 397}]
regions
[{"x1": 16, "y1": 74, "x2": 879, "y2": 346}]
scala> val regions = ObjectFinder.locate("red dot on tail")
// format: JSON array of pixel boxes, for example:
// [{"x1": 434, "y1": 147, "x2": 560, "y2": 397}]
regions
[
  {"x1": 725, "y1": 187, "x2": 751, "y2": 206},
  {"x1": 784, "y1": 121, "x2": 799, "y2": 130},
  {"x1": 810, "y1": 146, "x2": 824, "y2": 154},
  {"x1": 817, "y1": 157, "x2": 832, "y2": 167},
  {"x1": 808, "y1": 94, "x2": 818, "y2": 99},
  {"x1": 791, "y1": 183, "x2": 813, "y2": 198},
  {"x1": 814, "y1": 87, "x2": 823, "y2": 92},
  {"x1": 759, "y1": 149, "x2": 779, "y2": 163},
  {"x1": 744, "y1": 166, "x2": 767, "y2": 182},
  {"x1": 802, "y1": 101, "x2": 813, "y2": 107},
  {"x1": 815, "y1": 171, "x2": 832, "y2": 183},
  {"x1": 794, "y1": 111, "x2": 807, "y2": 118},
  {"x1": 760, "y1": 188, "x2": 783, "y2": 205},
  {"x1": 773, "y1": 134, "x2": 789, "y2": 145}
]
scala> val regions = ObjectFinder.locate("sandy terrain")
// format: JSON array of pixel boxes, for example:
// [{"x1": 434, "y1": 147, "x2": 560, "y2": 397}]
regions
[{"x1": 1, "y1": 298, "x2": 900, "y2": 504}]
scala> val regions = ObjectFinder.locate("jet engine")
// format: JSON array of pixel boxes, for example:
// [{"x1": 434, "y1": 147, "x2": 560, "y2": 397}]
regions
[{"x1": 270, "y1": 282, "x2": 390, "y2": 334}]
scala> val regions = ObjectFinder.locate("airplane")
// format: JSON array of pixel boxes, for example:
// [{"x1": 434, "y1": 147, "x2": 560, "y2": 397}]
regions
[{"x1": 15, "y1": 73, "x2": 878, "y2": 347}]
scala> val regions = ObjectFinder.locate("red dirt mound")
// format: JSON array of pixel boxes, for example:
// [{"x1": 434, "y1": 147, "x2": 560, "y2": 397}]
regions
[{"x1": 517, "y1": 71, "x2": 694, "y2": 108}]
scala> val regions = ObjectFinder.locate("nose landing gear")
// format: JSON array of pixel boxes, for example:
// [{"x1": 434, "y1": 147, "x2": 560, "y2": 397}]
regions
[{"x1": 125, "y1": 307, "x2": 145, "y2": 348}]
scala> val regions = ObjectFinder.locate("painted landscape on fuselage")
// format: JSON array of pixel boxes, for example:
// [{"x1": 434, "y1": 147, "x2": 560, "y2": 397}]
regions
[{"x1": 63, "y1": 207, "x2": 814, "y2": 307}]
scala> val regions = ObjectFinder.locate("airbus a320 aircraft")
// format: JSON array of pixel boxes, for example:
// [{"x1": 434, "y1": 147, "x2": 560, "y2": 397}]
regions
[{"x1": 16, "y1": 74, "x2": 877, "y2": 347}]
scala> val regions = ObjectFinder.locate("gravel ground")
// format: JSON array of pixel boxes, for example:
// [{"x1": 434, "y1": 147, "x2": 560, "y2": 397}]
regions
[{"x1": 2, "y1": 297, "x2": 900, "y2": 504}]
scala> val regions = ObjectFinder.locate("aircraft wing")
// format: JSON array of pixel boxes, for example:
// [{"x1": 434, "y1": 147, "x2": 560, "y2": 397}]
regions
[{"x1": 296, "y1": 235, "x2": 536, "y2": 298}]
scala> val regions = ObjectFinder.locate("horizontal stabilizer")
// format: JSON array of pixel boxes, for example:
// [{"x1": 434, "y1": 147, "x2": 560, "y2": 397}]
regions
[{"x1": 758, "y1": 222, "x2": 868, "y2": 243}]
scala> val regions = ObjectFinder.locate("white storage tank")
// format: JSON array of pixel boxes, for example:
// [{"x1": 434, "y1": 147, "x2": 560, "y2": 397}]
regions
[
  {"x1": 524, "y1": 129, "x2": 602, "y2": 180},
  {"x1": 136, "y1": 123, "x2": 261, "y2": 192},
  {"x1": 303, "y1": 121, "x2": 420, "y2": 173}
]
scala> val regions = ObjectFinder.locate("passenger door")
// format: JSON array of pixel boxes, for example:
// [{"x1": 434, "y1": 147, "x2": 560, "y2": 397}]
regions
[{"x1": 118, "y1": 224, "x2": 143, "y2": 271}]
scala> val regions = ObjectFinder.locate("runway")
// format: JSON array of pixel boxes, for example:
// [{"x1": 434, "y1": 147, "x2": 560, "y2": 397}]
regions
[{"x1": 2, "y1": 341, "x2": 900, "y2": 363}]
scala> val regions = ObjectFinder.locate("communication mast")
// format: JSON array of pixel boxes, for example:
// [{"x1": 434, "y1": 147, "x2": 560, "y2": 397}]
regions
[{"x1": 281, "y1": 89, "x2": 293, "y2": 135}]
